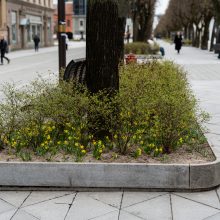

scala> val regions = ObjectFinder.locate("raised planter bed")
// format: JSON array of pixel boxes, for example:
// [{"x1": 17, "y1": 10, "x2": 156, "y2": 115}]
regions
[{"x1": 0, "y1": 141, "x2": 219, "y2": 191}]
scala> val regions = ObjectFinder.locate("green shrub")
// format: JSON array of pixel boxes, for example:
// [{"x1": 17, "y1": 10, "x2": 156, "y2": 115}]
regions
[
  {"x1": 124, "y1": 42, "x2": 160, "y2": 55},
  {"x1": 0, "y1": 61, "x2": 208, "y2": 161},
  {"x1": 183, "y1": 39, "x2": 192, "y2": 46}
]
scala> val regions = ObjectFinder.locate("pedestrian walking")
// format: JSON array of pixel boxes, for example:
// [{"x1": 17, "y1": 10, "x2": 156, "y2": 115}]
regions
[
  {"x1": 174, "y1": 32, "x2": 183, "y2": 54},
  {"x1": 0, "y1": 36, "x2": 10, "y2": 65},
  {"x1": 33, "y1": 35, "x2": 40, "y2": 52}
]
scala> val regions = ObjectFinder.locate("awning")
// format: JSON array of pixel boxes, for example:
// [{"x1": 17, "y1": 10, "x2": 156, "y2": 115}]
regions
[{"x1": 20, "y1": 18, "x2": 30, "y2": 26}]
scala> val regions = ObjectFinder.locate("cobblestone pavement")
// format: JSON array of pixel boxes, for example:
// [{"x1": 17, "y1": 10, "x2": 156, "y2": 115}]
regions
[{"x1": 1, "y1": 42, "x2": 220, "y2": 220}]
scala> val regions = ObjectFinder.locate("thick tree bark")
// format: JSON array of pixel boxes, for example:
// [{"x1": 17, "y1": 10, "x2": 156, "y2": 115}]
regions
[
  {"x1": 86, "y1": 0, "x2": 127, "y2": 138},
  {"x1": 201, "y1": 16, "x2": 212, "y2": 50},
  {"x1": 86, "y1": 0, "x2": 120, "y2": 94},
  {"x1": 210, "y1": 20, "x2": 216, "y2": 51}
]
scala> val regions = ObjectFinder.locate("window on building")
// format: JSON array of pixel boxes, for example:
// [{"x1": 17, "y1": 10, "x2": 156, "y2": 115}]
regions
[
  {"x1": 73, "y1": 0, "x2": 87, "y2": 15},
  {"x1": 11, "y1": 11, "x2": 17, "y2": 43},
  {"x1": 80, "y1": 20, "x2": 83, "y2": 27}
]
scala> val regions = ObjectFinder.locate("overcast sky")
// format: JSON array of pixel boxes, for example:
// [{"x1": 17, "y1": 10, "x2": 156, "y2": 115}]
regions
[
  {"x1": 155, "y1": 0, "x2": 169, "y2": 15},
  {"x1": 53, "y1": 0, "x2": 170, "y2": 15}
]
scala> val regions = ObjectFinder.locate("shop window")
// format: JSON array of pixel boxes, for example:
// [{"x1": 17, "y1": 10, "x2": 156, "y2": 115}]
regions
[{"x1": 11, "y1": 11, "x2": 17, "y2": 43}]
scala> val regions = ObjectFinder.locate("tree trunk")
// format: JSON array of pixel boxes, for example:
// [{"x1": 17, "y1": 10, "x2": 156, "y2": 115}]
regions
[
  {"x1": 86, "y1": 0, "x2": 126, "y2": 138},
  {"x1": 210, "y1": 20, "x2": 216, "y2": 51},
  {"x1": 86, "y1": 0, "x2": 119, "y2": 94},
  {"x1": 118, "y1": 17, "x2": 126, "y2": 61},
  {"x1": 132, "y1": 0, "x2": 156, "y2": 42},
  {"x1": 201, "y1": 17, "x2": 212, "y2": 50}
]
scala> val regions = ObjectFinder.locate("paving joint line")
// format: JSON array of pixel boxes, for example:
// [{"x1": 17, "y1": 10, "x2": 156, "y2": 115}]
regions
[
  {"x1": 87, "y1": 192, "x2": 122, "y2": 210},
  {"x1": 170, "y1": 193, "x2": 174, "y2": 220},
  {"x1": 215, "y1": 189, "x2": 220, "y2": 205},
  {"x1": 122, "y1": 192, "x2": 169, "y2": 209},
  {"x1": 118, "y1": 190, "x2": 124, "y2": 220},
  {"x1": 121, "y1": 209, "x2": 146, "y2": 220},
  {"x1": 64, "y1": 192, "x2": 78, "y2": 220},
  {"x1": 88, "y1": 210, "x2": 118, "y2": 220},
  {"x1": 10, "y1": 191, "x2": 33, "y2": 220},
  {"x1": 22, "y1": 192, "x2": 75, "y2": 208},
  {"x1": 202, "y1": 212, "x2": 220, "y2": 220},
  {"x1": 172, "y1": 193, "x2": 220, "y2": 211}
]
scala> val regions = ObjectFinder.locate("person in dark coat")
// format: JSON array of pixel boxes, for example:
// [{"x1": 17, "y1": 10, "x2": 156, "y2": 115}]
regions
[
  {"x1": 33, "y1": 35, "x2": 40, "y2": 52},
  {"x1": 0, "y1": 36, "x2": 10, "y2": 65},
  {"x1": 174, "y1": 32, "x2": 183, "y2": 54}
]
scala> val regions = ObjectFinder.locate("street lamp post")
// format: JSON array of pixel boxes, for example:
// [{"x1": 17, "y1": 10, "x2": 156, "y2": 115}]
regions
[{"x1": 58, "y1": 0, "x2": 66, "y2": 75}]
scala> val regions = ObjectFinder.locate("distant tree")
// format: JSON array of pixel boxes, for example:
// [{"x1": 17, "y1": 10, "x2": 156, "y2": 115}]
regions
[
  {"x1": 212, "y1": 0, "x2": 220, "y2": 44},
  {"x1": 131, "y1": 0, "x2": 157, "y2": 42}
]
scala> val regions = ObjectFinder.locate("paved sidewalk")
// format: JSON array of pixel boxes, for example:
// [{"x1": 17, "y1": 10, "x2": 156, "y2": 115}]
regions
[
  {"x1": 1, "y1": 42, "x2": 220, "y2": 220},
  {"x1": 8, "y1": 41, "x2": 86, "y2": 59}
]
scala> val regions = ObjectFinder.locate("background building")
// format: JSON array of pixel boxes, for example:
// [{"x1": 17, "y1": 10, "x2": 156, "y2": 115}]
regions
[
  {"x1": 0, "y1": 0, "x2": 54, "y2": 50},
  {"x1": 73, "y1": 0, "x2": 87, "y2": 39}
]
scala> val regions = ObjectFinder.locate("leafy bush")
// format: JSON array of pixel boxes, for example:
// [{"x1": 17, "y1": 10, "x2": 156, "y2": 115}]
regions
[
  {"x1": 183, "y1": 39, "x2": 192, "y2": 46},
  {"x1": 0, "y1": 62, "x2": 208, "y2": 161},
  {"x1": 124, "y1": 42, "x2": 160, "y2": 55}
]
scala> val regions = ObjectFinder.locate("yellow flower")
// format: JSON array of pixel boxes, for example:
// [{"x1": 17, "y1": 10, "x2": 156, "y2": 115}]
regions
[
  {"x1": 57, "y1": 141, "x2": 61, "y2": 145},
  {"x1": 80, "y1": 145, "x2": 84, "y2": 149},
  {"x1": 179, "y1": 138, "x2": 183, "y2": 144},
  {"x1": 155, "y1": 148, "x2": 159, "y2": 152},
  {"x1": 11, "y1": 141, "x2": 17, "y2": 147},
  {"x1": 64, "y1": 140, "x2": 69, "y2": 145},
  {"x1": 64, "y1": 130, "x2": 68, "y2": 134},
  {"x1": 75, "y1": 142, "x2": 79, "y2": 147},
  {"x1": 159, "y1": 147, "x2": 163, "y2": 153},
  {"x1": 114, "y1": 134, "x2": 118, "y2": 139},
  {"x1": 52, "y1": 126, "x2": 55, "y2": 130},
  {"x1": 137, "y1": 148, "x2": 142, "y2": 156},
  {"x1": 99, "y1": 149, "x2": 103, "y2": 154},
  {"x1": 68, "y1": 136, "x2": 73, "y2": 141},
  {"x1": 122, "y1": 136, "x2": 126, "y2": 140},
  {"x1": 41, "y1": 143, "x2": 45, "y2": 147},
  {"x1": 81, "y1": 149, "x2": 86, "y2": 154},
  {"x1": 47, "y1": 135, "x2": 51, "y2": 140},
  {"x1": 140, "y1": 141, "x2": 144, "y2": 145},
  {"x1": 66, "y1": 123, "x2": 71, "y2": 127},
  {"x1": 93, "y1": 140, "x2": 97, "y2": 145},
  {"x1": 98, "y1": 140, "x2": 102, "y2": 145}
]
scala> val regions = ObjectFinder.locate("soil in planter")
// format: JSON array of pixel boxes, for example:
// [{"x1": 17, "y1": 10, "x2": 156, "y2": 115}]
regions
[{"x1": 0, "y1": 142, "x2": 215, "y2": 164}]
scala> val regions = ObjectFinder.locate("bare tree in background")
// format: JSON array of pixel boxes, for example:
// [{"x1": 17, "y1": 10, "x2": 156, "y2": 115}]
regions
[{"x1": 131, "y1": 0, "x2": 157, "y2": 42}]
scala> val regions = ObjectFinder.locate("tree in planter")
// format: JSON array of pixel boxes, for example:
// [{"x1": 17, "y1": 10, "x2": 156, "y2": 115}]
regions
[
  {"x1": 86, "y1": 0, "x2": 128, "y2": 93},
  {"x1": 86, "y1": 0, "x2": 128, "y2": 137}
]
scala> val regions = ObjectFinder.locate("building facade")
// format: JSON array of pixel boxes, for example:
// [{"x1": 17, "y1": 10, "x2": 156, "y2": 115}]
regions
[
  {"x1": 0, "y1": 0, "x2": 54, "y2": 50},
  {"x1": 73, "y1": 0, "x2": 87, "y2": 38}
]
